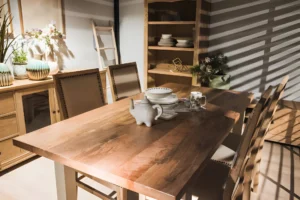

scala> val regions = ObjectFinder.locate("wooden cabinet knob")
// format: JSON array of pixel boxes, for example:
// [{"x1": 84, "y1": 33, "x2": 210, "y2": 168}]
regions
[
  {"x1": 57, "y1": 110, "x2": 60, "y2": 113},
  {"x1": 52, "y1": 111, "x2": 56, "y2": 114}
]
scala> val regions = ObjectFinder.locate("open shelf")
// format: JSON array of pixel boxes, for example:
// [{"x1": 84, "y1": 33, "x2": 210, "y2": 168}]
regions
[
  {"x1": 148, "y1": 68, "x2": 192, "y2": 78},
  {"x1": 148, "y1": 21, "x2": 195, "y2": 25},
  {"x1": 148, "y1": 46, "x2": 194, "y2": 51}
]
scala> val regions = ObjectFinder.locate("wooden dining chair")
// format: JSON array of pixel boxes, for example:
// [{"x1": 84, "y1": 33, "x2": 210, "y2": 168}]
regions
[
  {"x1": 233, "y1": 76, "x2": 289, "y2": 200},
  {"x1": 251, "y1": 76, "x2": 289, "y2": 192},
  {"x1": 53, "y1": 69, "x2": 126, "y2": 200},
  {"x1": 211, "y1": 76, "x2": 289, "y2": 167},
  {"x1": 108, "y1": 62, "x2": 141, "y2": 102},
  {"x1": 182, "y1": 86, "x2": 274, "y2": 200},
  {"x1": 53, "y1": 68, "x2": 106, "y2": 119}
]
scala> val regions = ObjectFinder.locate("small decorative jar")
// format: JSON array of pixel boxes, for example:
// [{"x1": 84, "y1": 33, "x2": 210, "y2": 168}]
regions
[
  {"x1": 0, "y1": 63, "x2": 14, "y2": 87},
  {"x1": 26, "y1": 60, "x2": 50, "y2": 80},
  {"x1": 13, "y1": 63, "x2": 28, "y2": 79}
]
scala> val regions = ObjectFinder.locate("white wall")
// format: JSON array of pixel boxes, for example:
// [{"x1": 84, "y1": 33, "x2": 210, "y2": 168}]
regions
[
  {"x1": 209, "y1": 0, "x2": 300, "y2": 101},
  {"x1": 119, "y1": 0, "x2": 145, "y2": 90},
  {"x1": 10, "y1": 0, "x2": 114, "y2": 70}
]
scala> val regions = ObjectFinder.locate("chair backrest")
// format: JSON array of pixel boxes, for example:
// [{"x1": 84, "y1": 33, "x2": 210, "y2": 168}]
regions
[
  {"x1": 238, "y1": 76, "x2": 289, "y2": 200},
  {"x1": 222, "y1": 85, "x2": 274, "y2": 200},
  {"x1": 108, "y1": 62, "x2": 141, "y2": 102},
  {"x1": 53, "y1": 68, "x2": 105, "y2": 119}
]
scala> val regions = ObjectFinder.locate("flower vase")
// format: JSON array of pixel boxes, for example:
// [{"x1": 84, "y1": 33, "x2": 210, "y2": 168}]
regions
[
  {"x1": 46, "y1": 52, "x2": 59, "y2": 75},
  {"x1": 0, "y1": 63, "x2": 14, "y2": 87},
  {"x1": 209, "y1": 75, "x2": 231, "y2": 90}
]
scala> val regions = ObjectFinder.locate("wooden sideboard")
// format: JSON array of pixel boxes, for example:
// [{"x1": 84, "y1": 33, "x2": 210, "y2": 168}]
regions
[{"x1": 0, "y1": 71, "x2": 107, "y2": 171}]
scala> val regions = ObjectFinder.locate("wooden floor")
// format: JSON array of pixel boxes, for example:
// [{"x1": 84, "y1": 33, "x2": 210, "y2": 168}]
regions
[
  {"x1": 266, "y1": 100, "x2": 300, "y2": 146},
  {"x1": 0, "y1": 142, "x2": 299, "y2": 200}
]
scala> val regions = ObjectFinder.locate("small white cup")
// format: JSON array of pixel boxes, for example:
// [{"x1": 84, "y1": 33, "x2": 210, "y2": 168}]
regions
[{"x1": 190, "y1": 92, "x2": 206, "y2": 110}]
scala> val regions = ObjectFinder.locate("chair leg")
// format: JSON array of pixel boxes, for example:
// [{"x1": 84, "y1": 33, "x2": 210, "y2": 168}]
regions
[
  {"x1": 252, "y1": 163, "x2": 260, "y2": 192},
  {"x1": 117, "y1": 188, "x2": 127, "y2": 200},
  {"x1": 252, "y1": 147, "x2": 262, "y2": 192}
]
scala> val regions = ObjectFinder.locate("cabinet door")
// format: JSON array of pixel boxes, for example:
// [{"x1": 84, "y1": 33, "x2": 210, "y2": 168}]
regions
[{"x1": 15, "y1": 86, "x2": 55, "y2": 135}]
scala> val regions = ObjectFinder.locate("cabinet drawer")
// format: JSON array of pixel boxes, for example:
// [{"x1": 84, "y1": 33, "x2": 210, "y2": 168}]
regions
[
  {"x1": 0, "y1": 92, "x2": 15, "y2": 115},
  {"x1": 0, "y1": 114, "x2": 18, "y2": 140},
  {"x1": 0, "y1": 138, "x2": 22, "y2": 163}
]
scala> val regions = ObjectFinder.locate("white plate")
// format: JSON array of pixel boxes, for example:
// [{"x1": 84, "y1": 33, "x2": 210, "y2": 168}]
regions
[
  {"x1": 176, "y1": 44, "x2": 193, "y2": 48},
  {"x1": 145, "y1": 87, "x2": 173, "y2": 99},
  {"x1": 148, "y1": 93, "x2": 178, "y2": 105},
  {"x1": 158, "y1": 42, "x2": 175, "y2": 47}
]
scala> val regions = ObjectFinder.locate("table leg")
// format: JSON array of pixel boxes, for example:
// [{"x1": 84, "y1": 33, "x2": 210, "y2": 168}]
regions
[
  {"x1": 55, "y1": 162, "x2": 77, "y2": 200},
  {"x1": 117, "y1": 187, "x2": 127, "y2": 200},
  {"x1": 139, "y1": 194, "x2": 146, "y2": 200}
]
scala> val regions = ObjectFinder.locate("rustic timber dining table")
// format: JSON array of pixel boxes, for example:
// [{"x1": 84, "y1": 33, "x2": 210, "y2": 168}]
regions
[{"x1": 13, "y1": 83, "x2": 253, "y2": 200}]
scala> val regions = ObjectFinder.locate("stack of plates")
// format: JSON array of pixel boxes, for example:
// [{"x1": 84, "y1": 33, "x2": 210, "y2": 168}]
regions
[
  {"x1": 145, "y1": 87, "x2": 179, "y2": 120},
  {"x1": 158, "y1": 34, "x2": 175, "y2": 47},
  {"x1": 176, "y1": 39, "x2": 193, "y2": 48},
  {"x1": 145, "y1": 87, "x2": 179, "y2": 105}
]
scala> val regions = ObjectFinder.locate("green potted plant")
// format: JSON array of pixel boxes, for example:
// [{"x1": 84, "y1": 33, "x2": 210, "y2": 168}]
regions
[
  {"x1": 190, "y1": 53, "x2": 231, "y2": 90},
  {"x1": 12, "y1": 47, "x2": 28, "y2": 79},
  {"x1": 0, "y1": 3, "x2": 16, "y2": 86}
]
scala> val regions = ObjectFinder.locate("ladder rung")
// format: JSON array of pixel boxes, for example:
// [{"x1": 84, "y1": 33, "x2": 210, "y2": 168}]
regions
[
  {"x1": 98, "y1": 47, "x2": 115, "y2": 50},
  {"x1": 95, "y1": 26, "x2": 113, "y2": 31}
]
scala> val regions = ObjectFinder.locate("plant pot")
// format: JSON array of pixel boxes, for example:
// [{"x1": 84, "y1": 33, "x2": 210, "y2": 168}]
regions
[
  {"x1": 209, "y1": 75, "x2": 231, "y2": 90},
  {"x1": 13, "y1": 63, "x2": 28, "y2": 79},
  {"x1": 26, "y1": 60, "x2": 50, "y2": 80},
  {"x1": 0, "y1": 63, "x2": 14, "y2": 87}
]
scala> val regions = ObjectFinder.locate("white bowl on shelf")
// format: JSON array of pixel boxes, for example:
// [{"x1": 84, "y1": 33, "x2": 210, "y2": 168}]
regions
[
  {"x1": 177, "y1": 39, "x2": 193, "y2": 44},
  {"x1": 162, "y1": 34, "x2": 172, "y2": 39},
  {"x1": 145, "y1": 87, "x2": 173, "y2": 99}
]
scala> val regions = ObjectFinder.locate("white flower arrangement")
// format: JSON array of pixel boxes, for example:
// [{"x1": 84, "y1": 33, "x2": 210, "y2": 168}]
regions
[{"x1": 25, "y1": 22, "x2": 63, "y2": 55}]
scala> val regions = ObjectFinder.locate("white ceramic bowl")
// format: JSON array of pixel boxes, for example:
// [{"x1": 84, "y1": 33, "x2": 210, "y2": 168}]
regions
[
  {"x1": 162, "y1": 34, "x2": 172, "y2": 39},
  {"x1": 145, "y1": 87, "x2": 173, "y2": 99},
  {"x1": 177, "y1": 39, "x2": 192, "y2": 44}
]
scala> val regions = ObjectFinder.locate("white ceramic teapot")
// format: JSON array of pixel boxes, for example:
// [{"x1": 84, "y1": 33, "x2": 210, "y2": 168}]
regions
[{"x1": 129, "y1": 96, "x2": 163, "y2": 127}]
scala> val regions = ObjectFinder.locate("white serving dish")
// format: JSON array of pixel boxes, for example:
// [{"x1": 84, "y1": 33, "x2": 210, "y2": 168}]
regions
[
  {"x1": 176, "y1": 43, "x2": 193, "y2": 48},
  {"x1": 176, "y1": 39, "x2": 192, "y2": 44},
  {"x1": 158, "y1": 42, "x2": 175, "y2": 47},
  {"x1": 148, "y1": 93, "x2": 179, "y2": 105},
  {"x1": 160, "y1": 38, "x2": 174, "y2": 42},
  {"x1": 145, "y1": 87, "x2": 173, "y2": 99},
  {"x1": 162, "y1": 34, "x2": 172, "y2": 39}
]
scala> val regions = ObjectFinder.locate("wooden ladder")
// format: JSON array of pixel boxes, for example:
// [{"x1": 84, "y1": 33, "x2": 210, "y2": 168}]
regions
[{"x1": 92, "y1": 20, "x2": 119, "y2": 70}]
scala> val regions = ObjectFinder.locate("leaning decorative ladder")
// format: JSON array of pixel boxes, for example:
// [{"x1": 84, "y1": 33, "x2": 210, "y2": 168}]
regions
[{"x1": 92, "y1": 20, "x2": 119, "y2": 70}]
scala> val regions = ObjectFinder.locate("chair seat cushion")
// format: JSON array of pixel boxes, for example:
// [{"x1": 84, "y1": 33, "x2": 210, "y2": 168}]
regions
[
  {"x1": 211, "y1": 144, "x2": 236, "y2": 166},
  {"x1": 187, "y1": 160, "x2": 230, "y2": 200}
]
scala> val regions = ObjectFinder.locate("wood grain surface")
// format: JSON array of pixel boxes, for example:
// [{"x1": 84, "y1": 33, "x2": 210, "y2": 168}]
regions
[{"x1": 13, "y1": 83, "x2": 248, "y2": 200}]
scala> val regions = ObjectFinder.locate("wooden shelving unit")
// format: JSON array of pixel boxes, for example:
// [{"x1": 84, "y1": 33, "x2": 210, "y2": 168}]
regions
[{"x1": 144, "y1": 0, "x2": 210, "y2": 89}]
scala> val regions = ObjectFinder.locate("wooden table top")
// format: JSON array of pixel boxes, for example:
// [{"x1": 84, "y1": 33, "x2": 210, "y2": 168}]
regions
[{"x1": 13, "y1": 83, "x2": 251, "y2": 200}]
